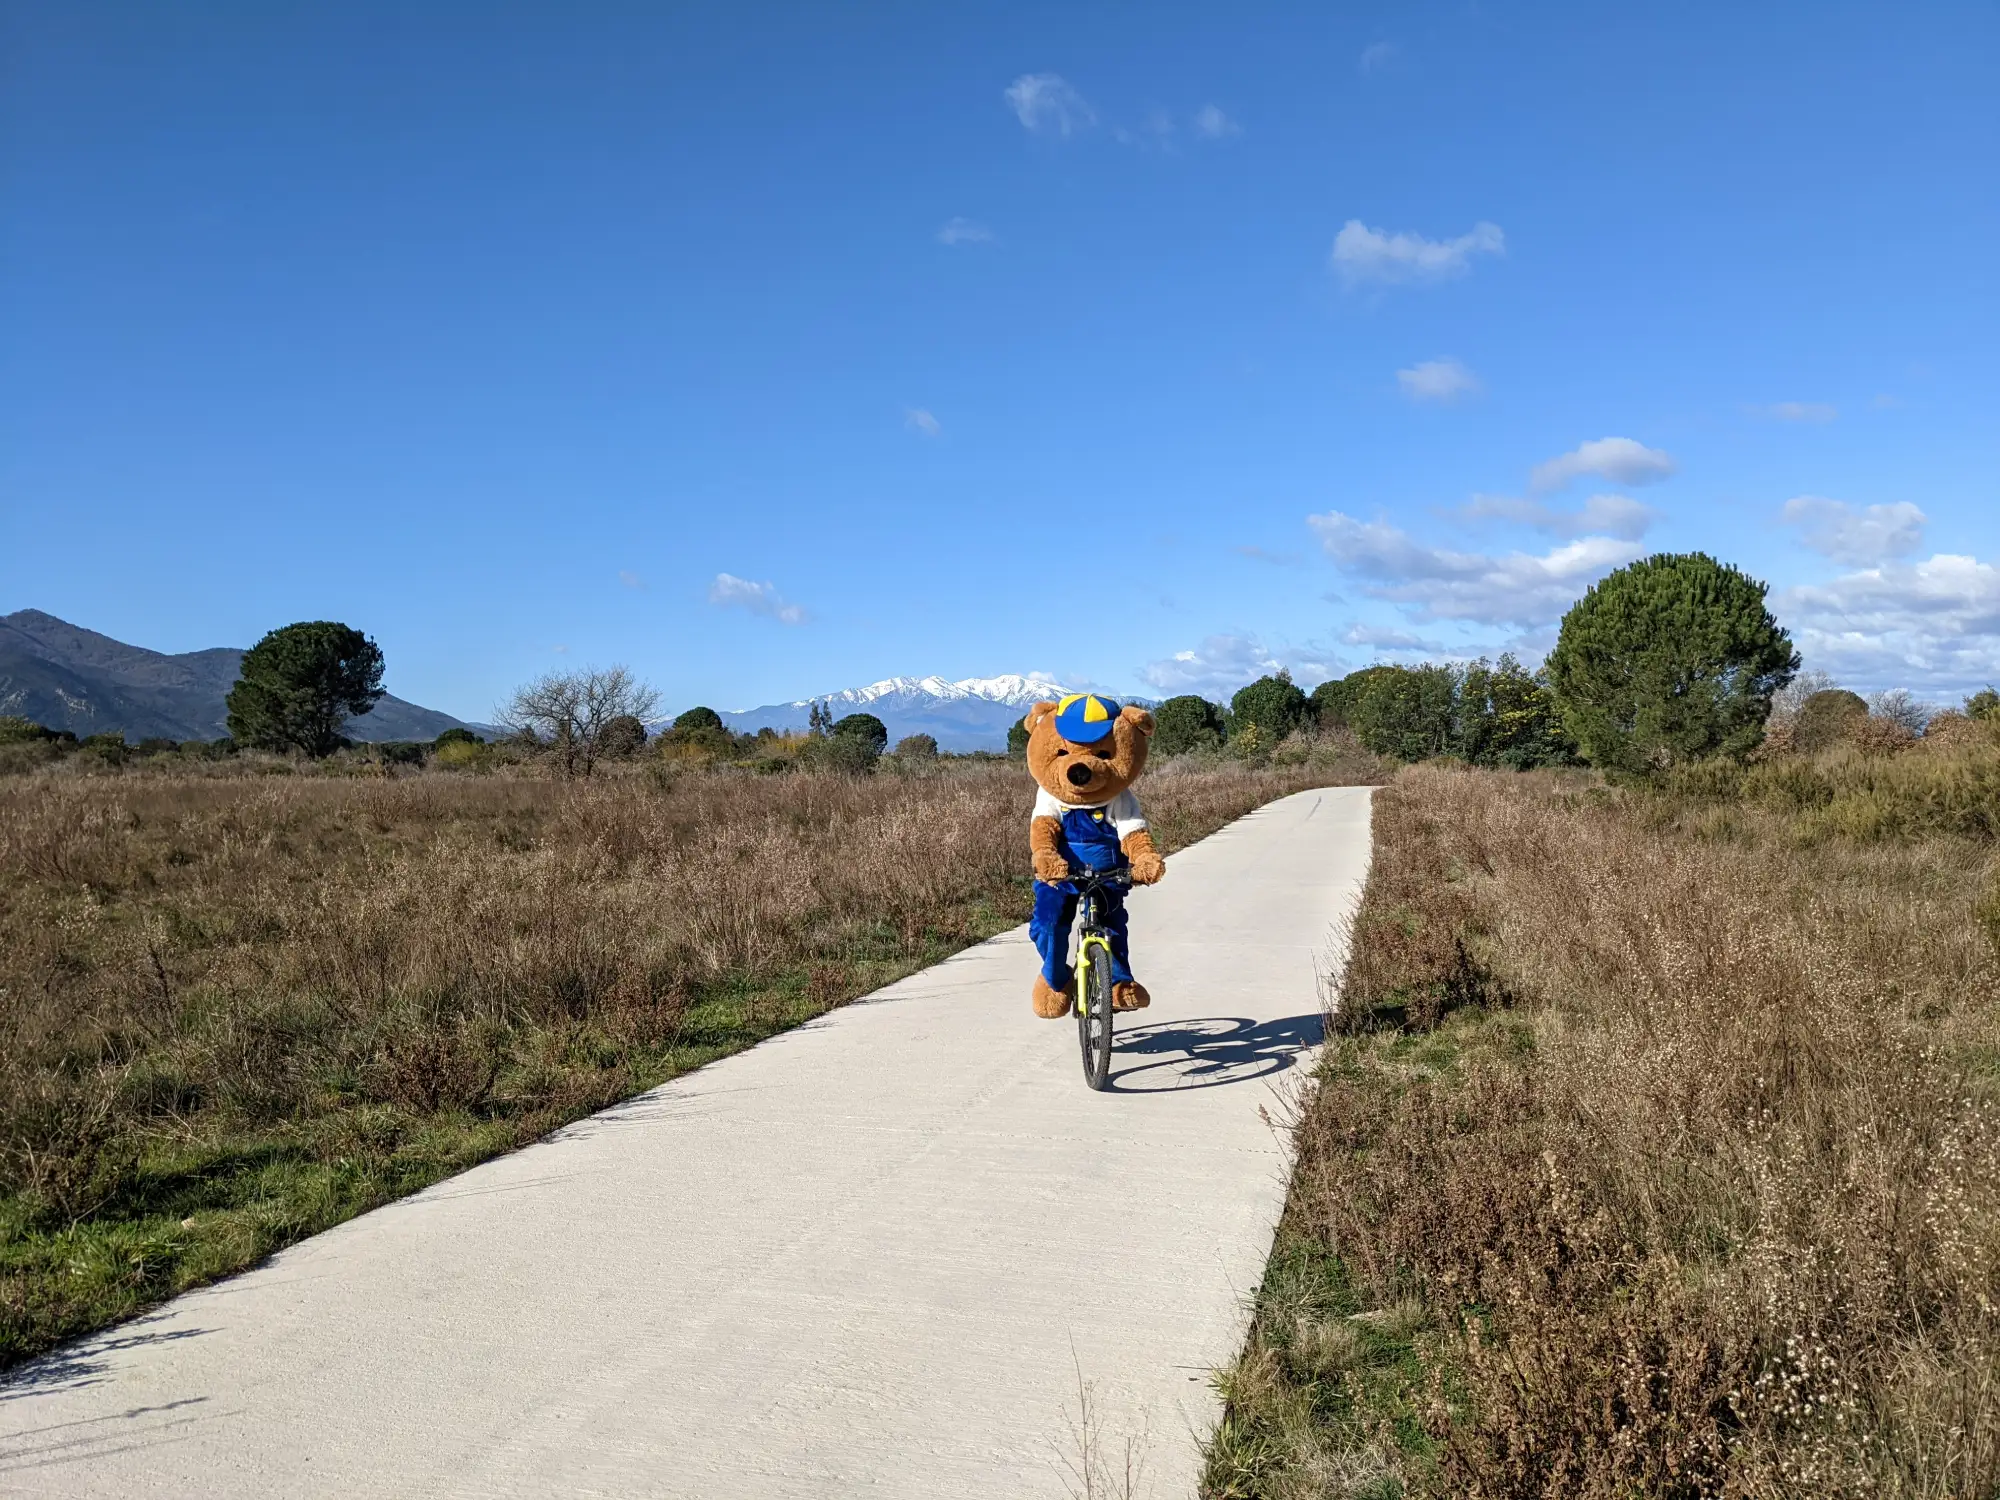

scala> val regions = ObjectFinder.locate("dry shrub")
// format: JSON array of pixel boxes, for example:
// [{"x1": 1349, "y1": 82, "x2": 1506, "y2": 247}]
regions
[{"x1": 1227, "y1": 758, "x2": 2000, "y2": 1498}]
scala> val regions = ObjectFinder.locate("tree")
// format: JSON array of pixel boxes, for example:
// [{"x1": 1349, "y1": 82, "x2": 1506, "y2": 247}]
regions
[
  {"x1": 1968, "y1": 687, "x2": 2000, "y2": 722},
  {"x1": 433, "y1": 726, "x2": 481, "y2": 749},
  {"x1": 1792, "y1": 689, "x2": 1868, "y2": 754},
  {"x1": 1231, "y1": 671, "x2": 1310, "y2": 740},
  {"x1": 673, "y1": 706, "x2": 724, "y2": 731},
  {"x1": 1458, "y1": 655, "x2": 1574, "y2": 769},
  {"x1": 1546, "y1": 553, "x2": 1798, "y2": 773},
  {"x1": 1007, "y1": 716, "x2": 1030, "y2": 757},
  {"x1": 831, "y1": 713, "x2": 889, "y2": 753},
  {"x1": 1345, "y1": 664, "x2": 1459, "y2": 762},
  {"x1": 808, "y1": 701, "x2": 835, "y2": 738},
  {"x1": 599, "y1": 714, "x2": 648, "y2": 758},
  {"x1": 501, "y1": 665, "x2": 660, "y2": 778},
  {"x1": 226, "y1": 621, "x2": 385, "y2": 757},
  {"x1": 1868, "y1": 689, "x2": 1932, "y2": 735},
  {"x1": 893, "y1": 733, "x2": 939, "y2": 759},
  {"x1": 1153, "y1": 695, "x2": 1226, "y2": 755}
]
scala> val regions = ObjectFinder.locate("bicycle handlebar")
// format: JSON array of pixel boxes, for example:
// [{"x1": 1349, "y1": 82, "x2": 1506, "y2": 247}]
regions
[{"x1": 1064, "y1": 865, "x2": 1132, "y2": 891}]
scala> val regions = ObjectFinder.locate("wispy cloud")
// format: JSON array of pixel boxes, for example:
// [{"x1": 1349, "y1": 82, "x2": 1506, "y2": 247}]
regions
[
  {"x1": 1331, "y1": 220, "x2": 1504, "y2": 287},
  {"x1": 1342, "y1": 623, "x2": 1449, "y2": 653},
  {"x1": 1749, "y1": 401, "x2": 1838, "y2": 423},
  {"x1": 1358, "y1": 41, "x2": 1397, "y2": 71},
  {"x1": 936, "y1": 217, "x2": 993, "y2": 246},
  {"x1": 1310, "y1": 510, "x2": 1643, "y2": 627},
  {"x1": 618, "y1": 569, "x2": 646, "y2": 591},
  {"x1": 1233, "y1": 544, "x2": 1304, "y2": 567},
  {"x1": 1193, "y1": 104, "x2": 1241, "y2": 139},
  {"x1": 1397, "y1": 357, "x2": 1481, "y2": 403},
  {"x1": 1004, "y1": 73, "x2": 1094, "y2": 136},
  {"x1": 1457, "y1": 493, "x2": 1658, "y2": 542},
  {"x1": 1529, "y1": 436, "x2": 1677, "y2": 492},
  {"x1": 1780, "y1": 496, "x2": 1925, "y2": 567},
  {"x1": 1139, "y1": 633, "x2": 1339, "y2": 697},
  {"x1": 904, "y1": 408, "x2": 941, "y2": 437},
  {"x1": 1778, "y1": 552, "x2": 2000, "y2": 694},
  {"x1": 708, "y1": 573, "x2": 807, "y2": 625}
]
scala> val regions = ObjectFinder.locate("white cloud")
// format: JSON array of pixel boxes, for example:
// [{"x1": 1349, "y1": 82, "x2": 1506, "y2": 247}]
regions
[
  {"x1": 1751, "y1": 401, "x2": 1838, "y2": 423},
  {"x1": 937, "y1": 217, "x2": 993, "y2": 246},
  {"x1": 905, "y1": 408, "x2": 941, "y2": 437},
  {"x1": 1341, "y1": 623, "x2": 1450, "y2": 653},
  {"x1": 1310, "y1": 510, "x2": 1643, "y2": 627},
  {"x1": 1331, "y1": 219, "x2": 1504, "y2": 287},
  {"x1": 1397, "y1": 357, "x2": 1481, "y2": 403},
  {"x1": 618, "y1": 569, "x2": 646, "y2": 591},
  {"x1": 1139, "y1": 634, "x2": 1339, "y2": 697},
  {"x1": 1358, "y1": 41, "x2": 1397, "y2": 71},
  {"x1": 1193, "y1": 104, "x2": 1241, "y2": 139},
  {"x1": 1004, "y1": 73, "x2": 1094, "y2": 136},
  {"x1": 1458, "y1": 492, "x2": 1658, "y2": 542},
  {"x1": 1778, "y1": 553, "x2": 2000, "y2": 694},
  {"x1": 708, "y1": 573, "x2": 807, "y2": 626},
  {"x1": 1780, "y1": 496, "x2": 1925, "y2": 567},
  {"x1": 1529, "y1": 436, "x2": 1677, "y2": 492}
]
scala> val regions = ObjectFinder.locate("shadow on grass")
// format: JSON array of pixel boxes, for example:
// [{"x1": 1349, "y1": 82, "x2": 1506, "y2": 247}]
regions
[{"x1": 1108, "y1": 1013, "x2": 1324, "y2": 1092}]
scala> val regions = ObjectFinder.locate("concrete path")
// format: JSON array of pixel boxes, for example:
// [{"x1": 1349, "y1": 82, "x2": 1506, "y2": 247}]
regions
[{"x1": 0, "y1": 786, "x2": 1372, "y2": 1500}]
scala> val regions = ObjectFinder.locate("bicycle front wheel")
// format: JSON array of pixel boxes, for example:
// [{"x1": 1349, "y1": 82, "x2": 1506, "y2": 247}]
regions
[{"x1": 1076, "y1": 937, "x2": 1114, "y2": 1091}]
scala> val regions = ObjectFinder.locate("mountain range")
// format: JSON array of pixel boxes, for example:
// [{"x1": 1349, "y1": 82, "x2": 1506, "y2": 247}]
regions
[
  {"x1": 0, "y1": 610, "x2": 486, "y2": 743},
  {"x1": 717, "y1": 674, "x2": 1151, "y2": 752}
]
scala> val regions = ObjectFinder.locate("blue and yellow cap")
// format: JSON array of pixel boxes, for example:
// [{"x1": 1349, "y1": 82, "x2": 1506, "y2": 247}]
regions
[{"x1": 1053, "y1": 692, "x2": 1120, "y2": 744}]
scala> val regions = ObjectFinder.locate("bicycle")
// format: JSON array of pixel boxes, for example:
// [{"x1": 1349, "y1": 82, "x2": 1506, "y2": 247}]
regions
[{"x1": 1068, "y1": 865, "x2": 1132, "y2": 1091}]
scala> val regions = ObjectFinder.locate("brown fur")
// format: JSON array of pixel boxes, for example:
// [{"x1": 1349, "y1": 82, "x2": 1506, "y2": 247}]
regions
[
  {"x1": 1032, "y1": 973, "x2": 1072, "y2": 1019},
  {"x1": 1023, "y1": 700, "x2": 1166, "y2": 1014}
]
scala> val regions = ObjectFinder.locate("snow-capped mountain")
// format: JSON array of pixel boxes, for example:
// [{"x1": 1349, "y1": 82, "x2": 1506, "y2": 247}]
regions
[{"x1": 716, "y1": 673, "x2": 1075, "y2": 751}]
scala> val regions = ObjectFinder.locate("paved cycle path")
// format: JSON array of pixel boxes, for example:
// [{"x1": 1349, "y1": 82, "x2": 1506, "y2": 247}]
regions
[{"x1": 1, "y1": 786, "x2": 1373, "y2": 1499}]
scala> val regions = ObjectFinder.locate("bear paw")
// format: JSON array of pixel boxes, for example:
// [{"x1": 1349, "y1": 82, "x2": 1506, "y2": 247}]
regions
[
  {"x1": 1112, "y1": 981, "x2": 1151, "y2": 1011},
  {"x1": 1128, "y1": 852, "x2": 1166, "y2": 885},
  {"x1": 1032, "y1": 975, "x2": 1074, "y2": 1019},
  {"x1": 1032, "y1": 852, "x2": 1071, "y2": 884}
]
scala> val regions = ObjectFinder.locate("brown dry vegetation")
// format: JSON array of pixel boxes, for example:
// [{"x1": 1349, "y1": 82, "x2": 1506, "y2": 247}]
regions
[
  {"x1": 1207, "y1": 727, "x2": 2000, "y2": 1499},
  {"x1": 0, "y1": 742, "x2": 1384, "y2": 1368}
]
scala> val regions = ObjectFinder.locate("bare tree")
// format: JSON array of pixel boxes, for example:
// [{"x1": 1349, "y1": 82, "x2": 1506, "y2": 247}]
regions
[
  {"x1": 1868, "y1": 687, "x2": 1934, "y2": 735},
  {"x1": 501, "y1": 666, "x2": 660, "y2": 778},
  {"x1": 1768, "y1": 667, "x2": 1838, "y2": 727}
]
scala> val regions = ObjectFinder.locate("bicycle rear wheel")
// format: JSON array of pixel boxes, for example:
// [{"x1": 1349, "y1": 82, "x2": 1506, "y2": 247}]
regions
[{"x1": 1076, "y1": 937, "x2": 1114, "y2": 1091}]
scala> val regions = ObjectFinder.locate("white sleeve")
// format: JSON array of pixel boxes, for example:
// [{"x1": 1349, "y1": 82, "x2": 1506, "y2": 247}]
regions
[
  {"x1": 1108, "y1": 789, "x2": 1147, "y2": 839},
  {"x1": 1031, "y1": 787, "x2": 1066, "y2": 821}
]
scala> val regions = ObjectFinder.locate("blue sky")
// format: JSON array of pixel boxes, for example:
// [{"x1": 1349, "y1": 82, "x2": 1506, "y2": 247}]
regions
[{"x1": 4, "y1": 1, "x2": 1996, "y2": 718}]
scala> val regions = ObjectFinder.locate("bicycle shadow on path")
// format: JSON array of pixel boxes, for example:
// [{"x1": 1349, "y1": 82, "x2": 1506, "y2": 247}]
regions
[{"x1": 1105, "y1": 1013, "x2": 1323, "y2": 1093}]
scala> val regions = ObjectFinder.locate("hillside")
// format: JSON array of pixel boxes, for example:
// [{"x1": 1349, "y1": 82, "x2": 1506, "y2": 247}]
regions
[{"x1": 0, "y1": 610, "x2": 482, "y2": 743}]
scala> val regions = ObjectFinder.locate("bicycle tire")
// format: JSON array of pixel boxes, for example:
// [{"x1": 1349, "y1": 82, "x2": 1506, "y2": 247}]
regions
[{"x1": 1076, "y1": 936, "x2": 1114, "y2": 1091}]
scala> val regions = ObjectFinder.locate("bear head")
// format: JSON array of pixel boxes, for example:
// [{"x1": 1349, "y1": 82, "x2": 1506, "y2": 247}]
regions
[{"x1": 1024, "y1": 695, "x2": 1155, "y2": 806}]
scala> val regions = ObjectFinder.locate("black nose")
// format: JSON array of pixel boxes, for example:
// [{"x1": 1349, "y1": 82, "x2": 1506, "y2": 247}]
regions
[{"x1": 1066, "y1": 762, "x2": 1095, "y2": 787}]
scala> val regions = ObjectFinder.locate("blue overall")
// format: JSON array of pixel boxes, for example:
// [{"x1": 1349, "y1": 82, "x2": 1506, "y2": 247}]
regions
[{"x1": 1030, "y1": 804, "x2": 1134, "y2": 993}]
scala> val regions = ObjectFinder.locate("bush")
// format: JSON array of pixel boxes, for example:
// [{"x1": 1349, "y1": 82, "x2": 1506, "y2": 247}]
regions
[
  {"x1": 1969, "y1": 687, "x2": 2000, "y2": 723},
  {"x1": 431, "y1": 739, "x2": 489, "y2": 771},
  {"x1": 1458, "y1": 655, "x2": 1575, "y2": 769},
  {"x1": 1153, "y1": 695, "x2": 1227, "y2": 756},
  {"x1": 831, "y1": 713, "x2": 889, "y2": 753},
  {"x1": 672, "y1": 706, "x2": 724, "y2": 732},
  {"x1": 1231, "y1": 673, "x2": 1310, "y2": 740},
  {"x1": 599, "y1": 714, "x2": 648, "y2": 759},
  {"x1": 433, "y1": 727, "x2": 480, "y2": 749},
  {"x1": 803, "y1": 732, "x2": 880, "y2": 775},
  {"x1": 1793, "y1": 689, "x2": 1869, "y2": 754},
  {"x1": 1546, "y1": 552, "x2": 1799, "y2": 773},
  {"x1": 1006, "y1": 717, "x2": 1029, "y2": 757},
  {"x1": 892, "y1": 733, "x2": 939, "y2": 760}
]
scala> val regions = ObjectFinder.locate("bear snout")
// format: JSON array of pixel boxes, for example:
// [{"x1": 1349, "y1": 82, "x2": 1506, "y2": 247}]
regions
[{"x1": 1065, "y1": 762, "x2": 1096, "y2": 788}]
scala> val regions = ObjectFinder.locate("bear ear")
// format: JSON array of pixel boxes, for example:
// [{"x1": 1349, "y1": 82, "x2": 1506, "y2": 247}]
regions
[
  {"x1": 1121, "y1": 705, "x2": 1155, "y2": 737},
  {"x1": 1024, "y1": 700, "x2": 1059, "y2": 734}
]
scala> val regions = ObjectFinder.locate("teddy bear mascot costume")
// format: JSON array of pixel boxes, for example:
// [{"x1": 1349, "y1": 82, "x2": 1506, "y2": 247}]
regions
[{"x1": 1022, "y1": 693, "x2": 1167, "y2": 1019}]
